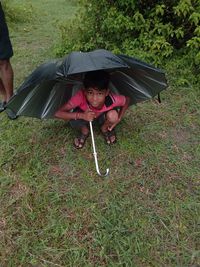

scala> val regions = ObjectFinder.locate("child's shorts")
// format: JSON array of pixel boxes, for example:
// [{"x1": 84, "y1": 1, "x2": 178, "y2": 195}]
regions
[{"x1": 70, "y1": 108, "x2": 105, "y2": 129}]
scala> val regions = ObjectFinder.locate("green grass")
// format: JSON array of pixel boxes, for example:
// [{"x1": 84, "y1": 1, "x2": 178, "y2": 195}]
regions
[{"x1": 0, "y1": 1, "x2": 200, "y2": 266}]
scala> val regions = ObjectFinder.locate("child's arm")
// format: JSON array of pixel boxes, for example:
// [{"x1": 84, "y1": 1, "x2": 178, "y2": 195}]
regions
[
  {"x1": 55, "y1": 103, "x2": 96, "y2": 121},
  {"x1": 109, "y1": 96, "x2": 130, "y2": 131}
]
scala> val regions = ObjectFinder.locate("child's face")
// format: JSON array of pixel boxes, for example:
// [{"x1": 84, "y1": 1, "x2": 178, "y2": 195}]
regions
[{"x1": 85, "y1": 87, "x2": 109, "y2": 109}]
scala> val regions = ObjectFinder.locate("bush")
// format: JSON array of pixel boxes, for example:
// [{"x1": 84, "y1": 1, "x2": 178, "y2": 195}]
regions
[
  {"x1": 1, "y1": 0, "x2": 33, "y2": 25},
  {"x1": 55, "y1": 0, "x2": 200, "y2": 68}
]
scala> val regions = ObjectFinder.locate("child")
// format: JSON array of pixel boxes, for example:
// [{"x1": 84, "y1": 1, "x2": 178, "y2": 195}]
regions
[{"x1": 55, "y1": 70, "x2": 130, "y2": 149}]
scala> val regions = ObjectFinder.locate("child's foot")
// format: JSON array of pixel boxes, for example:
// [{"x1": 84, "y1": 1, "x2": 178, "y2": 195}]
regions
[
  {"x1": 102, "y1": 130, "x2": 116, "y2": 145},
  {"x1": 74, "y1": 133, "x2": 89, "y2": 149}
]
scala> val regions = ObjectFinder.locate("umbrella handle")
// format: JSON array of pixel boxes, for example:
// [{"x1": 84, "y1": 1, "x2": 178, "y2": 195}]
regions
[{"x1": 89, "y1": 121, "x2": 109, "y2": 177}]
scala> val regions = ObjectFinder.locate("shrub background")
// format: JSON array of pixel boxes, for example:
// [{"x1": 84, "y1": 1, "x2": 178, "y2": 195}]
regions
[{"x1": 56, "y1": 0, "x2": 200, "y2": 79}]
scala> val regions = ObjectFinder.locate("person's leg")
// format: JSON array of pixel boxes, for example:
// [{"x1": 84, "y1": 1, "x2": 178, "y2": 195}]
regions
[
  {"x1": 70, "y1": 118, "x2": 90, "y2": 149},
  {"x1": 0, "y1": 59, "x2": 14, "y2": 102},
  {"x1": 101, "y1": 110, "x2": 118, "y2": 144},
  {"x1": 0, "y1": 78, "x2": 7, "y2": 111},
  {"x1": 0, "y1": 78, "x2": 6, "y2": 102},
  {"x1": 101, "y1": 110, "x2": 118, "y2": 132}
]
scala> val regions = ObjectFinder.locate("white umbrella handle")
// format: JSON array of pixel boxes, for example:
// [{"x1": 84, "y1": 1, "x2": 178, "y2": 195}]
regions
[{"x1": 89, "y1": 121, "x2": 109, "y2": 177}]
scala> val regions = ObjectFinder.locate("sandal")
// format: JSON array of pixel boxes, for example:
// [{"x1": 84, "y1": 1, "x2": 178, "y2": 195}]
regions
[
  {"x1": 102, "y1": 130, "x2": 117, "y2": 145},
  {"x1": 73, "y1": 133, "x2": 89, "y2": 149}
]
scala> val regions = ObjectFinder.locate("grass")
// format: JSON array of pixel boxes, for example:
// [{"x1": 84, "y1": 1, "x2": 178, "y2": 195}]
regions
[{"x1": 0, "y1": 1, "x2": 200, "y2": 266}]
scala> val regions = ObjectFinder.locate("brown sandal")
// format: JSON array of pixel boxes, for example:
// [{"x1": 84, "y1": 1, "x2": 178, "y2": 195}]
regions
[
  {"x1": 74, "y1": 133, "x2": 89, "y2": 149},
  {"x1": 102, "y1": 130, "x2": 116, "y2": 145}
]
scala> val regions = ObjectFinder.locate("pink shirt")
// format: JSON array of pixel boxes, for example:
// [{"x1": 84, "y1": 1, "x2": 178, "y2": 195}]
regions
[{"x1": 68, "y1": 89, "x2": 126, "y2": 114}]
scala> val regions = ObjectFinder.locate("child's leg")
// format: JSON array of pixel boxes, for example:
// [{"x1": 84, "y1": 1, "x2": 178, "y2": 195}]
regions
[
  {"x1": 70, "y1": 119, "x2": 89, "y2": 149},
  {"x1": 101, "y1": 110, "x2": 118, "y2": 132},
  {"x1": 101, "y1": 110, "x2": 118, "y2": 144},
  {"x1": 73, "y1": 125, "x2": 89, "y2": 149}
]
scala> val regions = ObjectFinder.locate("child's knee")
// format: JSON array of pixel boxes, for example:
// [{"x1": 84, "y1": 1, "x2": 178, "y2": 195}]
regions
[{"x1": 106, "y1": 110, "x2": 118, "y2": 123}]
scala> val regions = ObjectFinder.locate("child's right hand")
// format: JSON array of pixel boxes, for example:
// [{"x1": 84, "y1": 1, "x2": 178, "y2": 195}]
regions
[{"x1": 82, "y1": 109, "x2": 96, "y2": 121}]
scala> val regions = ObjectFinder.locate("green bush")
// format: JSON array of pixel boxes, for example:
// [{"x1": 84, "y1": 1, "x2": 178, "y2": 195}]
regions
[
  {"x1": 2, "y1": 0, "x2": 33, "y2": 24},
  {"x1": 55, "y1": 0, "x2": 200, "y2": 68}
]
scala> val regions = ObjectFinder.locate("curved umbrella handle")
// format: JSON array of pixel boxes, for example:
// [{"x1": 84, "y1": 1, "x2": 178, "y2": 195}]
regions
[{"x1": 89, "y1": 121, "x2": 109, "y2": 177}]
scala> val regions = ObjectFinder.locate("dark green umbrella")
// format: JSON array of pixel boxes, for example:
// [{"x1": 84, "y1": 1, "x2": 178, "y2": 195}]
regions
[{"x1": 6, "y1": 49, "x2": 167, "y2": 119}]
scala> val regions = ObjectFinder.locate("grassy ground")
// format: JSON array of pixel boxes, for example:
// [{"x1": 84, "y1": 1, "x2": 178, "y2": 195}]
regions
[{"x1": 0, "y1": 1, "x2": 200, "y2": 266}]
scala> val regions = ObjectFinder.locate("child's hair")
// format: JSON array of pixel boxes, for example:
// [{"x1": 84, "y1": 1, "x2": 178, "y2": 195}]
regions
[{"x1": 83, "y1": 70, "x2": 110, "y2": 91}]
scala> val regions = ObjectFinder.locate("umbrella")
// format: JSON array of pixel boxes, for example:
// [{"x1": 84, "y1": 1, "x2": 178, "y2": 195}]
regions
[
  {"x1": 6, "y1": 49, "x2": 167, "y2": 119},
  {"x1": 6, "y1": 49, "x2": 168, "y2": 176}
]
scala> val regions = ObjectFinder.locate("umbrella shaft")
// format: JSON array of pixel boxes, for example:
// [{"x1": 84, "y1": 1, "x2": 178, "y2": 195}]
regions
[
  {"x1": 90, "y1": 121, "x2": 97, "y2": 154},
  {"x1": 89, "y1": 121, "x2": 109, "y2": 176}
]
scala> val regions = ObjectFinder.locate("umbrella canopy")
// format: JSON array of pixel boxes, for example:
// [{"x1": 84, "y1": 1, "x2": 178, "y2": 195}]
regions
[{"x1": 6, "y1": 49, "x2": 168, "y2": 119}]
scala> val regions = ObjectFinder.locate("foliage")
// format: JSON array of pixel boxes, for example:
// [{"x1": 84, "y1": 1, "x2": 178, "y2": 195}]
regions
[
  {"x1": 1, "y1": 0, "x2": 33, "y2": 24},
  {"x1": 56, "y1": 0, "x2": 200, "y2": 67}
]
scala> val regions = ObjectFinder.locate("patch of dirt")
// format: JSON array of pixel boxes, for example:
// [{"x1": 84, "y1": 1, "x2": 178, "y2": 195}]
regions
[
  {"x1": 9, "y1": 182, "x2": 29, "y2": 201},
  {"x1": 169, "y1": 127, "x2": 192, "y2": 146},
  {"x1": 0, "y1": 218, "x2": 6, "y2": 233}
]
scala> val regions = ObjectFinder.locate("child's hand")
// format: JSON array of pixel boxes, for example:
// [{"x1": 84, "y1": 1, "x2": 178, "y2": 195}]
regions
[{"x1": 83, "y1": 109, "x2": 96, "y2": 121}]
